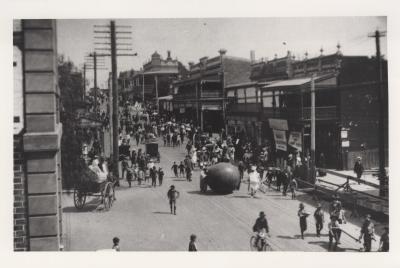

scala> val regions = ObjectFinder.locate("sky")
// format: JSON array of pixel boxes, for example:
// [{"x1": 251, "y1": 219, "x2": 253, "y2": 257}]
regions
[{"x1": 57, "y1": 17, "x2": 387, "y2": 89}]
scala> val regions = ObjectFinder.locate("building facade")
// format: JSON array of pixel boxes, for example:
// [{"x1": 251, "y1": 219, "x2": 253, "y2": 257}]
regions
[
  {"x1": 119, "y1": 51, "x2": 188, "y2": 109},
  {"x1": 173, "y1": 49, "x2": 252, "y2": 133},
  {"x1": 13, "y1": 20, "x2": 63, "y2": 251},
  {"x1": 226, "y1": 48, "x2": 388, "y2": 170}
]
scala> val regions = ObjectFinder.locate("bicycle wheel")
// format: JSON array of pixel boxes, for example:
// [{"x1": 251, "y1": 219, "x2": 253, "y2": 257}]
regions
[
  {"x1": 250, "y1": 236, "x2": 258, "y2": 251},
  {"x1": 263, "y1": 243, "x2": 273, "y2": 251}
]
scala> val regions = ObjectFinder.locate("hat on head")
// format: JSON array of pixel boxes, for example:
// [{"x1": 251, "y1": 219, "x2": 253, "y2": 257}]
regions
[
  {"x1": 317, "y1": 203, "x2": 322, "y2": 208},
  {"x1": 366, "y1": 214, "x2": 371, "y2": 219},
  {"x1": 259, "y1": 211, "x2": 265, "y2": 217},
  {"x1": 357, "y1": 156, "x2": 362, "y2": 160},
  {"x1": 251, "y1": 166, "x2": 257, "y2": 171}
]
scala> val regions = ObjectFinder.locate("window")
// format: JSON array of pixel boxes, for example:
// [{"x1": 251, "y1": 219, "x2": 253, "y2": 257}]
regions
[
  {"x1": 246, "y1": 87, "x2": 257, "y2": 103},
  {"x1": 263, "y1": 94, "x2": 273, "y2": 107},
  {"x1": 237, "y1": 88, "x2": 245, "y2": 103},
  {"x1": 227, "y1": 90, "x2": 235, "y2": 97}
]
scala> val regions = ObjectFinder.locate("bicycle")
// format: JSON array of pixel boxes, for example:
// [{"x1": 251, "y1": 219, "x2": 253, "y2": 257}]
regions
[{"x1": 250, "y1": 229, "x2": 273, "y2": 251}]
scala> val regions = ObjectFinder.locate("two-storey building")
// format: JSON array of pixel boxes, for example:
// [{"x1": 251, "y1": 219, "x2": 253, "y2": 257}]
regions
[
  {"x1": 226, "y1": 47, "x2": 388, "y2": 170},
  {"x1": 172, "y1": 49, "x2": 251, "y2": 133}
]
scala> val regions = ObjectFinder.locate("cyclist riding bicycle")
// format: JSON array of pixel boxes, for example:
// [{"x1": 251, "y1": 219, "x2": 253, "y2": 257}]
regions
[{"x1": 252, "y1": 211, "x2": 270, "y2": 249}]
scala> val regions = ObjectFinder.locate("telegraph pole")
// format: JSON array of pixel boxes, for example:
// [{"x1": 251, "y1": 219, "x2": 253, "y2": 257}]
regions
[
  {"x1": 110, "y1": 20, "x2": 119, "y2": 178},
  {"x1": 93, "y1": 52, "x2": 98, "y2": 112},
  {"x1": 142, "y1": 73, "x2": 145, "y2": 104},
  {"x1": 155, "y1": 75, "x2": 159, "y2": 113},
  {"x1": 369, "y1": 30, "x2": 387, "y2": 197},
  {"x1": 310, "y1": 73, "x2": 316, "y2": 183},
  {"x1": 93, "y1": 21, "x2": 137, "y2": 178},
  {"x1": 83, "y1": 63, "x2": 86, "y2": 101},
  {"x1": 85, "y1": 52, "x2": 106, "y2": 110}
]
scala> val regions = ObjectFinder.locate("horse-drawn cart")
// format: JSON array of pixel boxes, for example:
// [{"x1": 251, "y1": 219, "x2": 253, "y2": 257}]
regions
[{"x1": 74, "y1": 176, "x2": 116, "y2": 211}]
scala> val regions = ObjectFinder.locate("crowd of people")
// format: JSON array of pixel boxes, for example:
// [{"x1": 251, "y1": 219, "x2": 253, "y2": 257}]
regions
[{"x1": 78, "y1": 98, "x2": 386, "y2": 252}]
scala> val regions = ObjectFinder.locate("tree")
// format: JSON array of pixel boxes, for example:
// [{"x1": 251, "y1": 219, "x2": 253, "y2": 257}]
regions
[{"x1": 58, "y1": 55, "x2": 86, "y2": 189}]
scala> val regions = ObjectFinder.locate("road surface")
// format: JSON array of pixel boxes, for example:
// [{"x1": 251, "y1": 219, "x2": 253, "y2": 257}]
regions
[{"x1": 62, "y1": 139, "x2": 382, "y2": 251}]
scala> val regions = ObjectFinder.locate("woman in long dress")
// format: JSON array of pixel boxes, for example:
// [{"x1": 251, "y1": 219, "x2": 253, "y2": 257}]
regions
[{"x1": 248, "y1": 166, "x2": 261, "y2": 197}]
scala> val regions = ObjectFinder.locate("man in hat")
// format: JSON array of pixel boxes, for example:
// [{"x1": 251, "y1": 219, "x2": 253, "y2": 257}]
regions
[
  {"x1": 167, "y1": 185, "x2": 179, "y2": 215},
  {"x1": 252, "y1": 211, "x2": 269, "y2": 249},
  {"x1": 158, "y1": 167, "x2": 164, "y2": 186},
  {"x1": 358, "y1": 214, "x2": 375, "y2": 252},
  {"x1": 314, "y1": 203, "x2": 324, "y2": 237},
  {"x1": 328, "y1": 216, "x2": 341, "y2": 251},
  {"x1": 353, "y1": 156, "x2": 364, "y2": 185},
  {"x1": 200, "y1": 166, "x2": 208, "y2": 193}
]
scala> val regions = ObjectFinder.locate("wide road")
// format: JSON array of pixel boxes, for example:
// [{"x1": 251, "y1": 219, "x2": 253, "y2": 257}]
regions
[{"x1": 62, "y1": 138, "x2": 380, "y2": 251}]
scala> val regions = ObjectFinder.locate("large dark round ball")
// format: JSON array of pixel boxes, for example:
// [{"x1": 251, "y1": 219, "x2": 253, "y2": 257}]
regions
[{"x1": 206, "y1": 163, "x2": 240, "y2": 194}]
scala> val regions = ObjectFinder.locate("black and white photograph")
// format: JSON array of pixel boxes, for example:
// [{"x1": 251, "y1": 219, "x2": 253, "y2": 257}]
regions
[{"x1": 4, "y1": 0, "x2": 400, "y2": 267}]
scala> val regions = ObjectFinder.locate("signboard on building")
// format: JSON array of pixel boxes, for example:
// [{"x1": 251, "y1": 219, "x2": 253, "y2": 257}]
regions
[
  {"x1": 341, "y1": 140, "x2": 350, "y2": 147},
  {"x1": 288, "y1": 131, "x2": 302, "y2": 151},
  {"x1": 273, "y1": 129, "x2": 287, "y2": 151},
  {"x1": 14, "y1": 46, "x2": 24, "y2": 135},
  {"x1": 268, "y1": 118, "x2": 288, "y2": 130}
]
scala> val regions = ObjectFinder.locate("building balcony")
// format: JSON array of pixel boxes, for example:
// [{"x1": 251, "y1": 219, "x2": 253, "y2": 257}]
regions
[
  {"x1": 262, "y1": 106, "x2": 338, "y2": 121},
  {"x1": 201, "y1": 91, "x2": 222, "y2": 98},
  {"x1": 122, "y1": 85, "x2": 155, "y2": 95},
  {"x1": 227, "y1": 103, "x2": 262, "y2": 114}
]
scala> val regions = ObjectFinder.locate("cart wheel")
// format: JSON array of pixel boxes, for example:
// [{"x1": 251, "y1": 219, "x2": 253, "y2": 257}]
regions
[
  {"x1": 74, "y1": 188, "x2": 86, "y2": 209},
  {"x1": 103, "y1": 182, "x2": 113, "y2": 210}
]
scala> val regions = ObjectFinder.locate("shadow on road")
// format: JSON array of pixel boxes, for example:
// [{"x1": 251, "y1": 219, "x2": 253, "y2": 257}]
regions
[
  {"x1": 276, "y1": 235, "x2": 299, "y2": 240},
  {"x1": 172, "y1": 179, "x2": 187, "y2": 181},
  {"x1": 186, "y1": 190, "x2": 225, "y2": 196},
  {"x1": 153, "y1": 211, "x2": 173, "y2": 215},
  {"x1": 230, "y1": 195, "x2": 251, "y2": 199},
  {"x1": 63, "y1": 198, "x2": 102, "y2": 213}
]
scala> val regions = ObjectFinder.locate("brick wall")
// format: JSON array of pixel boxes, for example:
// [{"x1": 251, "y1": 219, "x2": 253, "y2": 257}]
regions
[{"x1": 14, "y1": 135, "x2": 29, "y2": 251}]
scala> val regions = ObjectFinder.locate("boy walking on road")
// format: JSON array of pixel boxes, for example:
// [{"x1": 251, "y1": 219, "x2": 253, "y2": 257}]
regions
[
  {"x1": 167, "y1": 185, "x2": 180, "y2": 215},
  {"x1": 158, "y1": 168, "x2": 164, "y2": 186},
  {"x1": 171, "y1": 162, "x2": 179, "y2": 177},
  {"x1": 179, "y1": 161, "x2": 185, "y2": 177},
  {"x1": 314, "y1": 204, "x2": 324, "y2": 237}
]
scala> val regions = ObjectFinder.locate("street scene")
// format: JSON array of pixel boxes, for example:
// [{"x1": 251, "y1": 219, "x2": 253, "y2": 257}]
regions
[{"x1": 13, "y1": 17, "x2": 388, "y2": 252}]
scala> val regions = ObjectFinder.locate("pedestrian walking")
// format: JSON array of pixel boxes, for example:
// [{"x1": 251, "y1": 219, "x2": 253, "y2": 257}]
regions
[
  {"x1": 328, "y1": 216, "x2": 340, "y2": 251},
  {"x1": 314, "y1": 204, "x2": 324, "y2": 237},
  {"x1": 126, "y1": 167, "x2": 133, "y2": 188},
  {"x1": 179, "y1": 161, "x2": 185, "y2": 177},
  {"x1": 248, "y1": 166, "x2": 261, "y2": 197},
  {"x1": 353, "y1": 156, "x2": 364, "y2": 185},
  {"x1": 358, "y1": 214, "x2": 375, "y2": 252},
  {"x1": 112, "y1": 237, "x2": 120, "y2": 251},
  {"x1": 186, "y1": 165, "x2": 192, "y2": 182},
  {"x1": 238, "y1": 160, "x2": 245, "y2": 182},
  {"x1": 158, "y1": 167, "x2": 164, "y2": 186},
  {"x1": 167, "y1": 185, "x2": 179, "y2": 215},
  {"x1": 200, "y1": 166, "x2": 208, "y2": 193},
  {"x1": 289, "y1": 177, "x2": 298, "y2": 200},
  {"x1": 379, "y1": 227, "x2": 389, "y2": 252},
  {"x1": 171, "y1": 161, "x2": 179, "y2": 177},
  {"x1": 151, "y1": 166, "x2": 157, "y2": 187},
  {"x1": 145, "y1": 168, "x2": 150, "y2": 184},
  {"x1": 137, "y1": 168, "x2": 144, "y2": 185},
  {"x1": 298, "y1": 203, "x2": 309, "y2": 239},
  {"x1": 188, "y1": 234, "x2": 198, "y2": 251},
  {"x1": 282, "y1": 166, "x2": 291, "y2": 196}
]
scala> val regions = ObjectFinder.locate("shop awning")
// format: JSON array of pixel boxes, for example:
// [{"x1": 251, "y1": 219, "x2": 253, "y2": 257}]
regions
[
  {"x1": 157, "y1": 95, "x2": 173, "y2": 101},
  {"x1": 262, "y1": 74, "x2": 337, "y2": 91}
]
